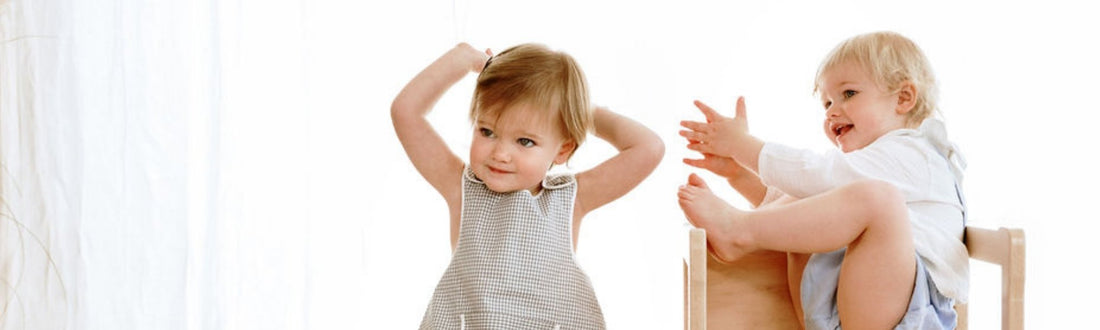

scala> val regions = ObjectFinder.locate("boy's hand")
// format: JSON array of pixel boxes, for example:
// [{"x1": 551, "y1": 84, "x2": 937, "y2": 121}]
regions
[
  {"x1": 680, "y1": 96, "x2": 751, "y2": 160},
  {"x1": 683, "y1": 153, "x2": 749, "y2": 180},
  {"x1": 452, "y1": 43, "x2": 492, "y2": 74}
]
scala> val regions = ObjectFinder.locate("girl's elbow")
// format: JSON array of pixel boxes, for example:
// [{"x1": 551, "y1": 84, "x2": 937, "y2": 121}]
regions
[
  {"x1": 652, "y1": 137, "x2": 666, "y2": 160},
  {"x1": 390, "y1": 98, "x2": 418, "y2": 124},
  {"x1": 642, "y1": 137, "x2": 665, "y2": 171},
  {"x1": 390, "y1": 98, "x2": 407, "y2": 119}
]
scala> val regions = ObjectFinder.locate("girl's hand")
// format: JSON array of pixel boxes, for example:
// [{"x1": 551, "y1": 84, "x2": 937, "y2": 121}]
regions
[
  {"x1": 679, "y1": 97, "x2": 751, "y2": 160},
  {"x1": 683, "y1": 153, "x2": 749, "y2": 180},
  {"x1": 452, "y1": 43, "x2": 492, "y2": 74}
]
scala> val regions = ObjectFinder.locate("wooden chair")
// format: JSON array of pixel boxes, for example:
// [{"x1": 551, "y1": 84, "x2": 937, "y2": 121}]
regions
[{"x1": 683, "y1": 225, "x2": 1025, "y2": 330}]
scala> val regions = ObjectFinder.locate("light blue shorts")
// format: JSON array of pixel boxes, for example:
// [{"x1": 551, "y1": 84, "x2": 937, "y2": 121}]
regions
[{"x1": 801, "y1": 248, "x2": 956, "y2": 330}]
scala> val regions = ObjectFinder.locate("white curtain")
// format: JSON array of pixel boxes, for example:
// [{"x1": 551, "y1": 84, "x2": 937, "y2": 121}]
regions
[
  {"x1": 3, "y1": 0, "x2": 416, "y2": 326},
  {"x1": 1, "y1": 0, "x2": 341, "y2": 328}
]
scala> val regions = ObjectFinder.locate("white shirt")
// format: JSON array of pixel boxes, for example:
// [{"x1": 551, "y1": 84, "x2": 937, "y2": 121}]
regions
[{"x1": 758, "y1": 118, "x2": 970, "y2": 301}]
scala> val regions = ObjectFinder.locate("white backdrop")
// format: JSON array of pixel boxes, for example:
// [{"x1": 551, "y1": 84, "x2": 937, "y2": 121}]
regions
[{"x1": 2, "y1": 0, "x2": 1098, "y2": 329}]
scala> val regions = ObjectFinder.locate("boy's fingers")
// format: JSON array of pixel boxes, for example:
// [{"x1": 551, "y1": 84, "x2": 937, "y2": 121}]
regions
[
  {"x1": 686, "y1": 142, "x2": 711, "y2": 154},
  {"x1": 679, "y1": 130, "x2": 705, "y2": 142},
  {"x1": 735, "y1": 96, "x2": 747, "y2": 120},
  {"x1": 682, "y1": 158, "x2": 705, "y2": 168},
  {"x1": 693, "y1": 100, "x2": 721, "y2": 122},
  {"x1": 680, "y1": 120, "x2": 707, "y2": 131}
]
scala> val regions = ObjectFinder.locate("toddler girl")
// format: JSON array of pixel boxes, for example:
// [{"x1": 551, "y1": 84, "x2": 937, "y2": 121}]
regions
[{"x1": 393, "y1": 43, "x2": 664, "y2": 329}]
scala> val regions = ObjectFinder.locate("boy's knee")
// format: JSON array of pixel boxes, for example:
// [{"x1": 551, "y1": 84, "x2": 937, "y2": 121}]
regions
[{"x1": 844, "y1": 180, "x2": 907, "y2": 222}]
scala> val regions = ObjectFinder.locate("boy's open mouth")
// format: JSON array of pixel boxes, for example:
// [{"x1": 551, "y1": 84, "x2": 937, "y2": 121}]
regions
[{"x1": 833, "y1": 124, "x2": 853, "y2": 138}]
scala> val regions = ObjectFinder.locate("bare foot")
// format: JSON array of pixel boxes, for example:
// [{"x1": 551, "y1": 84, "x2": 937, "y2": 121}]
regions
[{"x1": 678, "y1": 173, "x2": 753, "y2": 263}]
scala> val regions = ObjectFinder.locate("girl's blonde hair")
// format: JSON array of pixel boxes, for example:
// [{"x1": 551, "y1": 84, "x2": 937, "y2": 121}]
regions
[
  {"x1": 470, "y1": 43, "x2": 592, "y2": 159},
  {"x1": 814, "y1": 31, "x2": 939, "y2": 127}
]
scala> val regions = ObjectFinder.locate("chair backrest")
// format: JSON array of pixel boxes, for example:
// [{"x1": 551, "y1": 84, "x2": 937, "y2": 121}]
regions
[
  {"x1": 683, "y1": 225, "x2": 1025, "y2": 330},
  {"x1": 956, "y1": 226, "x2": 1026, "y2": 330}
]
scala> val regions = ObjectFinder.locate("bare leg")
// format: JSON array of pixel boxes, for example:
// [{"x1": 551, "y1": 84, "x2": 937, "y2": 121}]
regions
[
  {"x1": 833, "y1": 182, "x2": 916, "y2": 329},
  {"x1": 787, "y1": 252, "x2": 810, "y2": 326},
  {"x1": 680, "y1": 177, "x2": 915, "y2": 328},
  {"x1": 755, "y1": 180, "x2": 914, "y2": 329}
]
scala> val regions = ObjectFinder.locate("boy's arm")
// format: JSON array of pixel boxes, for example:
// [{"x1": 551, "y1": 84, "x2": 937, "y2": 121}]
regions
[
  {"x1": 727, "y1": 168, "x2": 767, "y2": 207},
  {"x1": 391, "y1": 43, "x2": 490, "y2": 206},
  {"x1": 574, "y1": 107, "x2": 665, "y2": 217},
  {"x1": 757, "y1": 139, "x2": 919, "y2": 199},
  {"x1": 682, "y1": 154, "x2": 767, "y2": 207}
]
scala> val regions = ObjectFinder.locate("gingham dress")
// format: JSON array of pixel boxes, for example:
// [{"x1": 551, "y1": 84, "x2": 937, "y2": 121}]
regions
[{"x1": 419, "y1": 168, "x2": 606, "y2": 329}]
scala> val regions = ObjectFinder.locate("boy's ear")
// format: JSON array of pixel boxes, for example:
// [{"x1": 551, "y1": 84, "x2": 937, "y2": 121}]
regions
[
  {"x1": 895, "y1": 81, "x2": 918, "y2": 115},
  {"x1": 553, "y1": 140, "x2": 577, "y2": 165}
]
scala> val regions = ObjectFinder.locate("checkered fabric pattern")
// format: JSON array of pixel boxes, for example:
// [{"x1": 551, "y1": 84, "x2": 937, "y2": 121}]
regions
[{"x1": 419, "y1": 168, "x2": 606, "y2": 329}]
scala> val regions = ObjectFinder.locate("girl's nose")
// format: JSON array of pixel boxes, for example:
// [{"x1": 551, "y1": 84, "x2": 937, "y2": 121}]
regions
[{"x1": 490, "y1": 143, "x2": 510, "y2": 162}]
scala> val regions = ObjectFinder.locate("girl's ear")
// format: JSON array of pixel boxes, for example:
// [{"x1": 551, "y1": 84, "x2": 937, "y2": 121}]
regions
[
  {"x1": 553, "y1": 140, "x2": 577, "y2": 165},
  {"x1": 895, "y1": 81, "x2": 918, "y2": 115}
]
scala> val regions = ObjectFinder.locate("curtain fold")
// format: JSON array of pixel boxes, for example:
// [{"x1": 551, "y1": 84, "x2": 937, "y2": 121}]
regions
[
  {"x1": 2, "y1": 0, "x2": 77, "y2": 328},
  {"x1": 2, "y1": 1, "x2": 323, "y2": 329}
]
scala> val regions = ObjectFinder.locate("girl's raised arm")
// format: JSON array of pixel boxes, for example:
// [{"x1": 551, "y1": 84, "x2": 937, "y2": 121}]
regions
[
  {"x1": 574, "y1": 107, "x2": 665, "y2": 218},
  {"x1": 391, "y1": 43, "x2": 489, "y2": 205}
]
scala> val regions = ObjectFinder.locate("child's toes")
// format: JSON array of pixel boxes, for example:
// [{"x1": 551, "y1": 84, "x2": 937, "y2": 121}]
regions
[{"x1": 687, "y1": 173, "x2": 708, "y2": 189}]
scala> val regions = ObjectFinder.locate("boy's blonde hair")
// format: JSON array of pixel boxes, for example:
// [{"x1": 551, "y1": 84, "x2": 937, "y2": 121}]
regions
[
  {"x1": 470, "y1": 43, "x2": 592, "y2": 159},
  {"x1": 814, "y1": 31, "x2": 939, "y2": 127}
]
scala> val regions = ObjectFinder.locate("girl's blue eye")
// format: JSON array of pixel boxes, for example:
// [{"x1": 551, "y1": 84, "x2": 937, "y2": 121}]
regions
[
  {"x1": 479, "y1": 128, "x2": 494, "y2": 137},
  {"x1": 517, "y1": 138, "x2": 536, "y2": 147},
  {"x1": 823, "y1": 101, "x2": 832, "y2": 109},
  {"x1": 843, "y1": 90, "x2": 857, "y2": 98}
]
